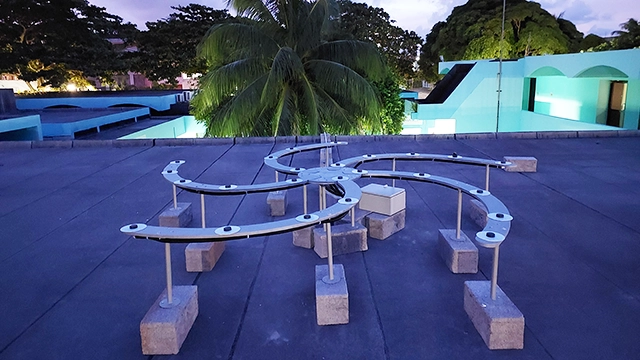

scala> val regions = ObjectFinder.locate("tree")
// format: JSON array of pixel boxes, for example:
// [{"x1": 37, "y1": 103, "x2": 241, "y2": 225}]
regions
[
  {"x1": 131, "y1": 4, "x2": 232, "y2": 85},
  {"x1": 580, "y1": 34, "x2": 606, "y2": 51},
  {"x1": 612, "y1": 18, "x2": 640, "y2": 49},
  {"x1": 335, "y1": 1, "x2": 420, "y2": 134},
  {"x1": 0, "y1": 0, "x2": 135, "y2": 91},
  {"x1": 420, "y1": 0, "x2": 581, "y2": 78},
  {"x1": 336, "y1": 1, "x2": 422, "y2": 80},
  {"x1": 417, "y1": 21, "x2": 446, "y2": 83},
  {"x1": 192, "y1": 0, "x2": 387, "y2": 137}
]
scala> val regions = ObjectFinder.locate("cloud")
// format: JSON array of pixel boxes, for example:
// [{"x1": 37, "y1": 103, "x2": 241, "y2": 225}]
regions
[
  {"x1": 88, "y1": 0, "x2": 638, "y2": 37},
  {"x1": 539, "y1": 0, "x2": 639, "y2": 35},
  {"x1": 362, "y1": 0, "x2": 466, "y2": 37},
  {"x1": 561, "y1": 0, "x2": 599, "y2": 22}
]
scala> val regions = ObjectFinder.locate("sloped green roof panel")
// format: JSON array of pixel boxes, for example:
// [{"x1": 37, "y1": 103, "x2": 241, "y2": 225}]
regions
[
  {"x1": 530, "y1": 66, "x2": 565, "y2": 77},
  {"x1": 575, "y1": 65, "x2": 628, "y2": 78}
]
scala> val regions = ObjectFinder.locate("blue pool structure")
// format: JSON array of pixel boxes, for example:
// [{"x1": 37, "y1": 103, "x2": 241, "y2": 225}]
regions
[
  {"x1": 2, "y1": 49, "x2": 639, "y2": 141},
  {"x1": 402, "y1": 49, "x2": 640, "y2": 135},
  {"x1": 118, "y1": 116, "x2": 206, "y2": 139}
]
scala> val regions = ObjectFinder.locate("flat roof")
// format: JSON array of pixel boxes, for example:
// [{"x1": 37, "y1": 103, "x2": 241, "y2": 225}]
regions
[
  {"x1": 1, "y1": 133, "x2": 639, "y2": 359},
  {"x1": 16, "y1": 90, "x2": 186, "y2": 98}
]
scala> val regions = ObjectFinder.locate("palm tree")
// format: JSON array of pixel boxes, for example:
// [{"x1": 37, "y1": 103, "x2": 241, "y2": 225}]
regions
[
  {"x1": 191, "y1": 0, "x2": 387, "y2": 137},
  {"x1": 613, "y1": 18, "x2": 640, "y2": 50}
]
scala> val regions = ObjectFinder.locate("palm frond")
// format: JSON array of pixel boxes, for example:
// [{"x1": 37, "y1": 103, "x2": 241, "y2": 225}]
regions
[
  {"x1": 261, "y1": 47, "x2": 305, "y2": 104},
  {"x1": 199, "y1": 23, "x2": 279, "y2": 66},
  {"x1": 308, "y1": 40, "x2": 386, "y2": 81},
  {"x1": 206, "y1": 74, "x2": 270, "y2": 136},
  {"x1": 226, "y1": 0, "x2": 277, "y2": 23},
  {"x1": 196, "y1": 57, "x2": 268, "y2": 112},
  {"x1": 305, "y1": 59, "x2": 381, "y2": 120}
]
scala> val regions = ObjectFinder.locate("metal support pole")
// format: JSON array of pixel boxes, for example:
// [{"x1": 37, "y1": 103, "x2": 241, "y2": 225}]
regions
[
  {"x1": 303, "y1": 185, "x2": 308, "y2": 214},
  {"x1": 324, "y1": 146, "x2": 328, "y2": 167},
  {"x1": 275, "y1": 171, "x2": 279, "y2": 183},
  {"x1": 392, "y1": 159, "x2": 396, "y2": 188},
  {"x1": 351, "y1": 208, "x2": 355, "y2": 227},
  {"x1": 200, "y1": 193, "x2": 206, "y2": 228},
  {"x1": 456, "y1": 189, "x2": 462, "y2": 239},
  {"x1": 172, "y1": 184, "x2": 178, "y2": 209},
  {"x1": 164, "y1": 243, "x2": 173, "y2": 304},
  {"x1": 485, "y1": 165, "x2": 490, "y2": 191},
  {"x1": 491, "y1": 246, "x2": 500, "y2": 300},
  {"x1": 327, "y1": 222, "x2": 334, "y2": 280}
]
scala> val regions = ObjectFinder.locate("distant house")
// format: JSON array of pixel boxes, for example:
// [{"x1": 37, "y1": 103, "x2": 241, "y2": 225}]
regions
[
  {"x1": 403, "y1": 49, "x2": 640, "y2": 134},
  {"x1": 0, "y1": 39, "x2": 199, "y2": 93}
]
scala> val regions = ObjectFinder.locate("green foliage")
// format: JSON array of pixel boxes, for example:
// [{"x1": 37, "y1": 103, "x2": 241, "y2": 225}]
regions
[
  {"x1": 417, "y1": 21, "x2": 446, "y2": 83},
  {"x1": 0, "y1": 0, "x2": 135, "y2": 90},
  {"x1": 336, "y1": 1, "x2": 422, "y2": 80},
  {"x1": 612, "y1": 18, "x2": 640, "y2": 49},
  {"x1": 580, "y1": 34, "x2": 607, "y2": 51},
  {"x1": 131, "y1": 4, "x2": 232, "y2": 85},
  {"x1": 583, "y1": 18, "x2": 640, "y2": 52},
  {"x1": 192, "y1": 0, "x2": 388, "y2": 137},
  {"x1": 372, "y1": 73, "x2": 405, "y2": 134},
  {"x1": 419, "y1": 0, "x2": 582, "y2": 80},
  {"x1": 334, "y1": 0, "x2": 418, "y2": 134}
]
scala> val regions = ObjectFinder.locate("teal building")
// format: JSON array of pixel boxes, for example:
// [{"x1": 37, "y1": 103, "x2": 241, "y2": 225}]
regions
[{"x1": 404, "y1": 49, "x2": 640, "y2": 134}]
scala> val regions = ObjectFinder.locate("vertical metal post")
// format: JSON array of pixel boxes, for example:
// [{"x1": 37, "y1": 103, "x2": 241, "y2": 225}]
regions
[
  {"x1": 200, "y1": 193, "x2": 206, "y2": 228},
  {"x1": 275, "y1": 171, "x2": 279, "y2": 183},
  {"x1": 351, "y1": 208, "x2": 355, "y2": 227},
  {"x1": 392, "y1": 159, "x2": 396, "y2": 188},
  {"x1": 485, "y1": 164, "x2": 490, "y2": 191},
  {"x1": 172, "y1": 184, "x2": 178, "y2": 209},
  {"x1": 303, "y1": 185, "x2": 308, "y2": 214},
  {"x1": 491, "y1": 246, "x2": 500, "y2": 300},
  {"x1": 327, "y1": 222, "x2": 334, "y2": 280},
  {"x1": 165, "y1": 243, "x2": 173, "y2": 304},
  {"x1": 456, "y1": 189, "x2": 462, "y2": 239},
  {"x1": 325, "y1": 146, "x2": 330, "y2": 167},
  {"x1": 496, "y1": 0, "x2": 506, "y2": 132}
]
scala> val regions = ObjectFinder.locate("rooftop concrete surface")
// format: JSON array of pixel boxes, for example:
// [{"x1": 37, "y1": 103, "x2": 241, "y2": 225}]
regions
[{"x1": 0, "y1": 133, "x2": 639, "y2": 359}]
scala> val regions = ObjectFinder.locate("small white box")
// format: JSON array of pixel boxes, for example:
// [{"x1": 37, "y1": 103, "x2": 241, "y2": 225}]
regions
[{"x1": 358, "y1": 184, "x2": 406, "y2": 216}]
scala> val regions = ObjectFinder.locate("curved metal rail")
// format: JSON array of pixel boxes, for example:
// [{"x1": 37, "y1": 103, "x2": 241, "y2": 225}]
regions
[
  {"x1": 263, "y1": 142, "x2": 347, "y2": 175},
  {"x1": 122, "y1": 144, "x2": 515, "y2": 301},
  {"x1": 335, "y1": 152, "x2": 510, "y2": 169},
  {"x1": 361, "y1": 170, "x2": 511, "y2": 248},
  {"x1": 121, "y1": 180, "x2": 361, "y2": 243},
  {"x1": 162, "y1": 160, "x2": 307, "y2": 196}
]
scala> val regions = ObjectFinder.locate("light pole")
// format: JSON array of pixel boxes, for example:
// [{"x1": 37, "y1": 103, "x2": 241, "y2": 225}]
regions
[{"x1": 496, "y1": 0, "x2": 506, "y2": 133}]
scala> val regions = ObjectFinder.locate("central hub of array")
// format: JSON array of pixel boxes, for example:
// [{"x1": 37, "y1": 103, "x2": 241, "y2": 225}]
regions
[{"x1": 297, "y1": 166, "x2": 363, "y2": 185}]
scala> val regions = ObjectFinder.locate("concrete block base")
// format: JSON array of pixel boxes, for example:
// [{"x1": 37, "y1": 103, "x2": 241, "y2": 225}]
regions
[
  {"x1": 365, "y1": 209, "x2": 406, "y2": 240},
  {"x1": 438, "y1": 229, "x2": 478, "y2": 274},
  {"x1": 140, "y1": 286, "x2": 199, "y2": 355},
  {"x1": 313, "y1": 222, "x2": 367, "y2": 258},
  {"x1": 315, "y1": 264, "x2": 348, "y2": 325},
  {"x1": 464, "y1": 281, "x2": 524, "y2": 350},
  {"x1": 267, "y1": 190, "x2": 287, "y2": 216},
  {"x1": 159, "y1": 203, "x2": 192, "y2": 228},
  {"x1": 185, "y1": 242, "x2": 225, "y2": 272},
  {"x1": 293, "y1": 226, "x2": 314, "y2": 249},
  {"x1": 503, "y1": 156, "x2": 537, "y2": 172},
  {"x1": 468, "y1": 199, "x2": 488, "y2": 228}
]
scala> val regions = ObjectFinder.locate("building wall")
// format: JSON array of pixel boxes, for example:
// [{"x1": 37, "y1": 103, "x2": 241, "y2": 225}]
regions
[
  {"x1": 406, "y1": 49, "x2": 640, "y2": 133},
  {"x1": 533, "y1": 77, "x2": 603, "y2": 123}
]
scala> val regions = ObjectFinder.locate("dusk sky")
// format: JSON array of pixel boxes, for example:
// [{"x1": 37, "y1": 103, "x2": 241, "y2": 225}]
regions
[{"x1": 89, "y1": 0, "x2": 639, "y2": 38}]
